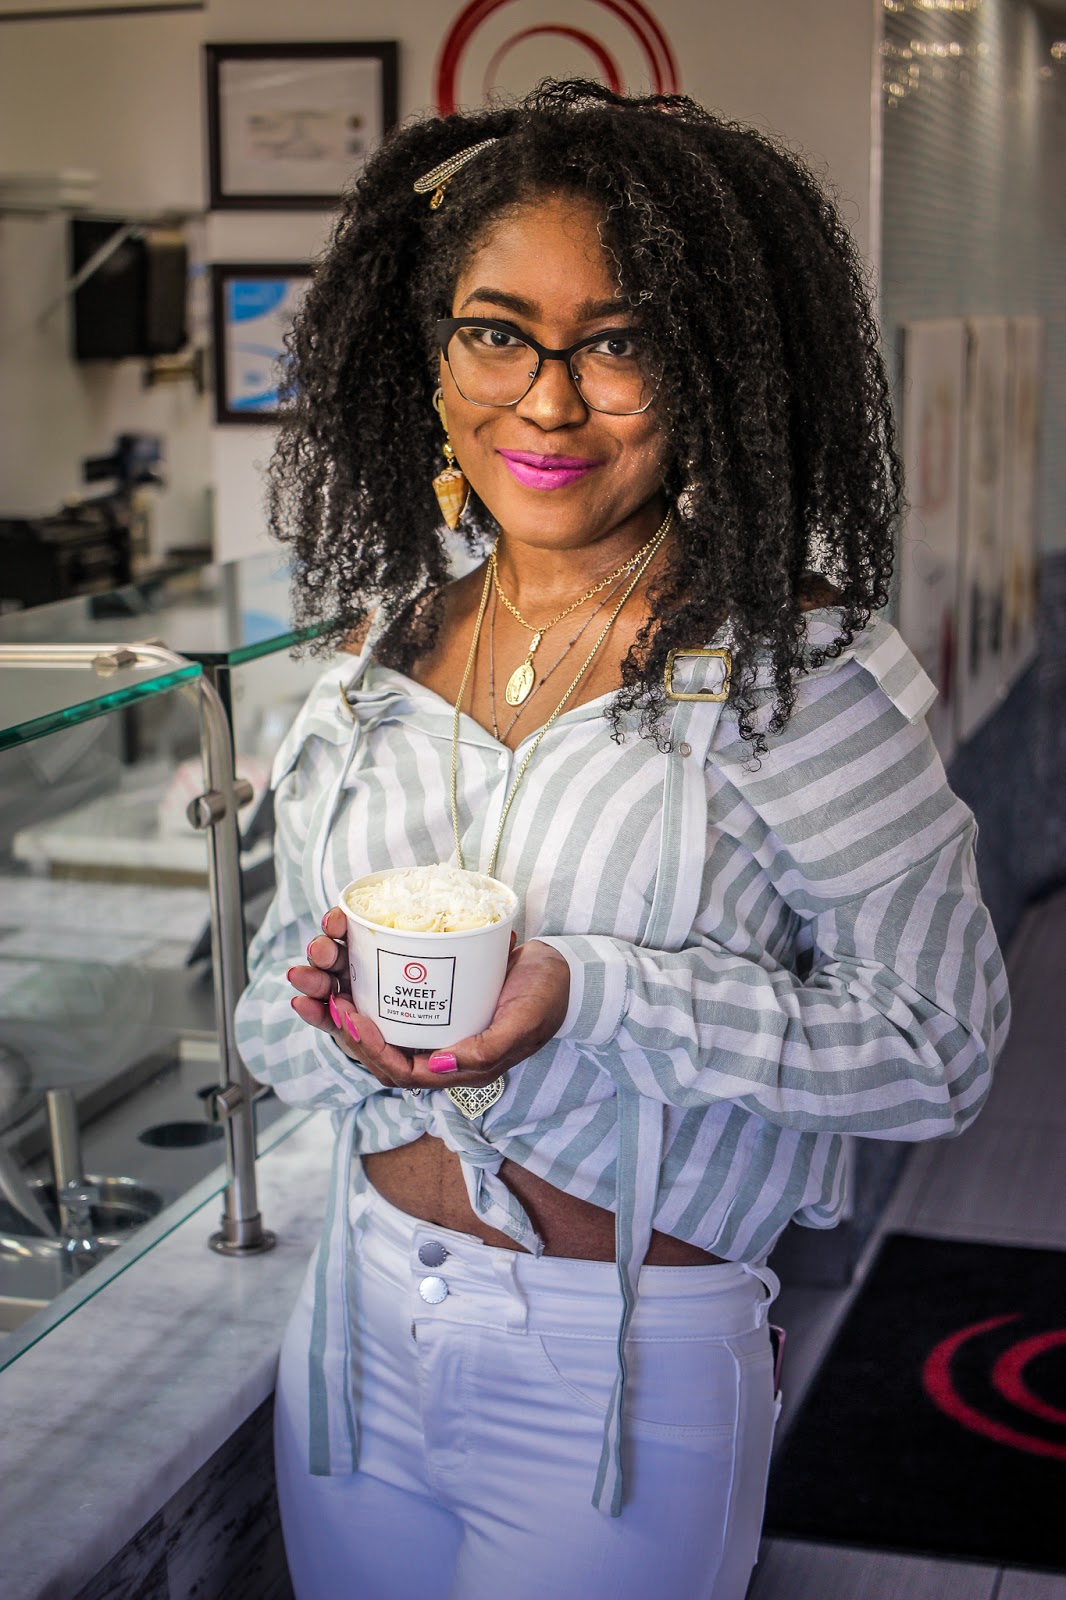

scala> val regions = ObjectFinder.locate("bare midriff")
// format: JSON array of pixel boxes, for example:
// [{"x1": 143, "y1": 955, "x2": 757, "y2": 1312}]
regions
[{"x1": 363, "y1": 1136, "x2": 725, "y2": 1265}]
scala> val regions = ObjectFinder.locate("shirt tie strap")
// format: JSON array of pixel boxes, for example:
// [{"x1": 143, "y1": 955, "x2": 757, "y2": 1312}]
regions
[
  {"x1": 307, "y1": 1106, "x2": 361, "y2": 1473},
  {"x1": 595, "y1": 1089, "x2": 665, "y2": 1516}
]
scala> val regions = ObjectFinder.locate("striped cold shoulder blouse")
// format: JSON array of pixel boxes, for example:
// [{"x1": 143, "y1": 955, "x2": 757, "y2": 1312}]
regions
[{"x1": 234, "y1": 609, "x2": 1009, "y2": 1514}]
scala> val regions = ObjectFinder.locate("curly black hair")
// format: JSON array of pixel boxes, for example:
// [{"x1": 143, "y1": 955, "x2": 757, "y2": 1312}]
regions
[{"x1": 269, "y1": 78, "x2": 900, "y2": 754}]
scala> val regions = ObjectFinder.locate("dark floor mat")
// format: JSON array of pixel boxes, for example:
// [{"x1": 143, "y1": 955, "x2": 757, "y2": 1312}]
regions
[{"x1": 764, "y1": 1233, "x2": 1066, "y2": 1571}]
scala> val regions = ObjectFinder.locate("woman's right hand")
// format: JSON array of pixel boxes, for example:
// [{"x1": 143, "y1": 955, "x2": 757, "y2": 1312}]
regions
[{"x1": 286, "y1": 906, "x2": 419, "y2": 1087}]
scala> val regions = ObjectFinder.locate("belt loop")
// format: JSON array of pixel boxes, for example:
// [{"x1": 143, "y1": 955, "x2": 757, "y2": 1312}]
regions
[
  {"x1": 491, "y1": 1249, "x2": 528, "y2": 1332},
  {"x1": 741, "y1": 1261, "x2": 781, "y2": 1326},
  {"x1": 348, "y1": 1179, "x2": 373, "y2": 1232}
]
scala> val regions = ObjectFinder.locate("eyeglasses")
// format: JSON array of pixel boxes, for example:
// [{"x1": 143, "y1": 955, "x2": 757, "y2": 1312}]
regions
[{"x1": 436, "y1": 318, "x2": 661, "y2": 416}]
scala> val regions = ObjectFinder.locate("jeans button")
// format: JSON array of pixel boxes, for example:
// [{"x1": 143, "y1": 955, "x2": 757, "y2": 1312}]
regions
[
  {"x1": 418, "y1": 1275, "x2": 449, "y2": 1304},
  {"x1": 418, "y1": 1241, "x2": 449, "y2": 1268}
]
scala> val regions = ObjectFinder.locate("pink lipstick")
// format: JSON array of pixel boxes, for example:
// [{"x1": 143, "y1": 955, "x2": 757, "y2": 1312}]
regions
[{"x1": 497, "y1": 449, "x2": 599, "y2": 491}]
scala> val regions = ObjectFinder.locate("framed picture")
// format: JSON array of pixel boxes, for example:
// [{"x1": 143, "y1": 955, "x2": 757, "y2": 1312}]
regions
[
  {"x1": 205, "y1": 42, "x2": 399, "y2": 210},
  {"x1": 0, "y1": 0, "x2": 194, "y2": 10},
  {"x1": 211, "y1": 263, "x2": 313, "y2": 425}
]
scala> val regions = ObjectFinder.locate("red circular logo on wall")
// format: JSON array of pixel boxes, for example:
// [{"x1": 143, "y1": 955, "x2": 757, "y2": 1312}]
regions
[
  {"x1": 404, "y1": 961, "x2": 429, "y2": 983},
  {"x1": 435, "y1": 0, "x2": 680, "y2": 115}
]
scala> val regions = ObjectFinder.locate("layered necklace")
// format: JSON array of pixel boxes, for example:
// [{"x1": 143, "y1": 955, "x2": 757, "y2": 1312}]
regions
[
  {"x1": 449, "y1": 509, "x2": 673, "y2": 878},
  {"x1": 487, "y1": 572, "x2": 627, "y2": 744},
  {"x1": 443, "y1": 510, "x2": 671, "y2": 1122},
  {"x1": 489, "y1": 521, "x2": 667, "y2": 710}
]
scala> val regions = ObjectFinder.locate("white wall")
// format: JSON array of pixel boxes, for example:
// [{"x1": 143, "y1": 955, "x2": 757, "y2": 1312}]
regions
[
  {"x1": 0, "y1": 0, "x2": 879, "y2": 564},
  {"x1": 0, "y1": 8, "x2": 208, "y2": 554},
  {"x1": 0, "y1": 211, "x2": 212, "y2": 553}
]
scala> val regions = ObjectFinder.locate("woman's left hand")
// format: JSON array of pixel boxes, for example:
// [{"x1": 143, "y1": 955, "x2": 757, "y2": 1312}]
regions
[
  {"x1": 324, "y1": 930, "x2": 570, "y2": 1093},
  {"x1": 406, "y1": 937, "x2": 570, "y2": 1089}
]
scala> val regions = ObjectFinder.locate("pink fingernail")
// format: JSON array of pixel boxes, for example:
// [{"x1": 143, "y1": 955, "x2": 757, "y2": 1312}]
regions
[
  {"x1": 428, "y1": 1053, "x2": 457, "y2": 1074},
  {"x1": 328, "y1": 994, "x2": 360, "y2": 1042},
  {"x1": 320, "y1": 911, "x2": 332, "y2": 931}
]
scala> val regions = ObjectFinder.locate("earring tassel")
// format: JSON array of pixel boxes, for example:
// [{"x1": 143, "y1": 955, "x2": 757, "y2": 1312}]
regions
[{"x1": 432, "y1": 464, "x2": 469, "y2": 530}]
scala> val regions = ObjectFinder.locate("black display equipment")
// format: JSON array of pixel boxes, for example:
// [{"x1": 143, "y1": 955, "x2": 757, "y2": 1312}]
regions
[{"x1": 70, "y1": 220, "x2": 188, "y2": 361}]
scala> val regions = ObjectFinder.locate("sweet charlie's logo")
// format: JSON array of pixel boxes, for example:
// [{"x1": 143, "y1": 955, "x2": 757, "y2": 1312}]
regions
[{"x1": 377, "y1": 949, "x2": 455, "y2": 1026}]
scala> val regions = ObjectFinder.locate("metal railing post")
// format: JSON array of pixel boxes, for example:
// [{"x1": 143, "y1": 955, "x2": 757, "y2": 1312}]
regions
[{"x1": 185, "y1": 658, "x2": 275, "y2": 1255}]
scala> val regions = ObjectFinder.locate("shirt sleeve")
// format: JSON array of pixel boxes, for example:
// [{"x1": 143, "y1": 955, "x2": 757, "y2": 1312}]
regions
[
  {"x1": 233, "y1": 674, "x2": 383, "y2": 1114},
  {"x1": 537, "y1": 653, "x2": 1011, "y2": 1142}
]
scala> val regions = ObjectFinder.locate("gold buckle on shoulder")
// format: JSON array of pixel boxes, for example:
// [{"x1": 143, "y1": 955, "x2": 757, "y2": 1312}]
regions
[{"x1": 664, "y1": 648, "x2": 732, "y2": 702}]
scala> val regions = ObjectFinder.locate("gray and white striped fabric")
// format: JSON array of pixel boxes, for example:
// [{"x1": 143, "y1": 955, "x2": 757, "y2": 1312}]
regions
[{"x1": 234, "y1": 611, "x2": 1009, "y2": 1513}]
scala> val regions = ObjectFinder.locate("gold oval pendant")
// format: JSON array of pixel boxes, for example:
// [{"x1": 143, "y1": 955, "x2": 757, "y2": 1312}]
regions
[
  {"x1": 504, "y1": 660, "x2": 535, "y2": 706},
  {"x1": 446, "y1": 1079, "x2": 506, "y2": 1119}
]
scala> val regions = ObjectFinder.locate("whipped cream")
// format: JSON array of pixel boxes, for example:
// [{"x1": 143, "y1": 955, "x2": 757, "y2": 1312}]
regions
[{"x1": 345, "y1": 866, "x2": 514, "y2": 933}]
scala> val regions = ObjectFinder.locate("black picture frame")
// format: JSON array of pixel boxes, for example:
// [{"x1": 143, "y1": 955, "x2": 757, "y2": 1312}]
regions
[
  {"x1": 211, "y1": 262, "x2": 313, "y2": 425},
  {"x1": 204, "y1": 41, "x2": 398, "y2": 211}
]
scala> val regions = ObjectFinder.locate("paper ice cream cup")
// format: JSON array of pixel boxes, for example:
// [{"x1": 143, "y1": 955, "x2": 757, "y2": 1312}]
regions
[{"x1": 340, "y1": 866, "x2": 519, "y2": 1050}]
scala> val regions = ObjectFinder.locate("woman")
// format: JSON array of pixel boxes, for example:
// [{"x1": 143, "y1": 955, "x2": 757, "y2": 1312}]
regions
[{"x1": 235, "y1": 80, "x2": 1009, "y2": 1600}]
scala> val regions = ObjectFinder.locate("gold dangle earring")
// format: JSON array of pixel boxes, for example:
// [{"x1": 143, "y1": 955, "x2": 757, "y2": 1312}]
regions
[{"x1": 431, "y1": 388, "x2": 469, "y2": 531}]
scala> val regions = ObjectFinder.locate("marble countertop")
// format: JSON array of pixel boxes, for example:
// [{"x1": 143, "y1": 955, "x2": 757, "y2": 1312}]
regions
[{"x1": 0, "y1": 1109, "x2": 333, "y2": 1600}]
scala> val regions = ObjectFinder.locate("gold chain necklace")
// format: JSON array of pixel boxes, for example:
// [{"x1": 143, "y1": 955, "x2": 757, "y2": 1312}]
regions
[
  {"x1": 450, "y1": 512, "x2": 672, "y2": 879},
  {"x1": 488, "y1": 574, "x2": 626, "y2": 743},
  {"x1": 491, "y1": 514, "x2": 669, "y2": 708}
]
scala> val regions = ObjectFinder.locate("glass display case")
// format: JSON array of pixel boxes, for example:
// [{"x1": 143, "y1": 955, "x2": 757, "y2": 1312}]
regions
[
  {"x1": 0, "y1": 550, "x2": 329, "y2": 745},
  {"x1": 0, "y1": 558, "x2": 336, "y2": 1355},
  {"x1": 0, "y1": 555, "x2": 333, "y2": 946}
]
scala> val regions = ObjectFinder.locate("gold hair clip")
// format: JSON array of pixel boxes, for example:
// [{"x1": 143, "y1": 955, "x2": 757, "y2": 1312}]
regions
[{"x1": 413, "y1": 138, "x2": 499, "y2": 209}]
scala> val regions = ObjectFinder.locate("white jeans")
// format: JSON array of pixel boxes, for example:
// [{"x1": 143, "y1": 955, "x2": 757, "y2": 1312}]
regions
[{"x1": 275, "y1": 1181, "x2": 781, "y2": 1600}]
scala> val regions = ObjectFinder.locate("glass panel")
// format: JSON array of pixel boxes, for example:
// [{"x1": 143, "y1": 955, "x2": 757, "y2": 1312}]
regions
[
  {"x1": 230, "y1": 638, "x2": 341, "y2": 769},
  {"x1": 224, "y1": 644, "x2": 342, "y2": 954},
  {"x1": 0, "y1": 658, "x2": 200, "y2": 752},
  {"x1": 0, "y1": 1107, "x2": 311, "y2": 1371},
  {"x1": 0, "y1": 553, "x2": 326, "y2": 667},
  {"x1": 0, "y1": 681, "x2": 289, "y2": 1350}
]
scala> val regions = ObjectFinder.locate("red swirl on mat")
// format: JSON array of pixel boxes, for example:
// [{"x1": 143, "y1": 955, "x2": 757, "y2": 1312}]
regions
[{"x1": 922, "y1": 1315, "x2": 1066, "y2": 1460}]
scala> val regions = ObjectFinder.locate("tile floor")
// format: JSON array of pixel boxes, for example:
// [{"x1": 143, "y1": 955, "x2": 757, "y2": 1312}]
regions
[{"x1": 747, "y1": 887, "x2": 1066, "y2": 1600}]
